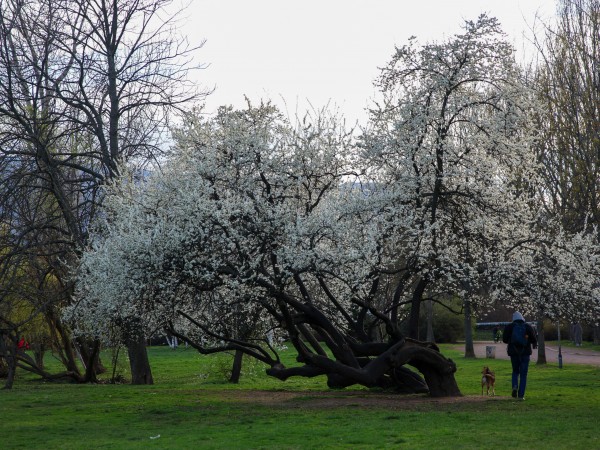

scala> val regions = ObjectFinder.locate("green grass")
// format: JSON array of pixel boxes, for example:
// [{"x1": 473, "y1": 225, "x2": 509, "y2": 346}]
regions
[{"x1": 1, "y1": 345, "x2": 599, "y2": 449}]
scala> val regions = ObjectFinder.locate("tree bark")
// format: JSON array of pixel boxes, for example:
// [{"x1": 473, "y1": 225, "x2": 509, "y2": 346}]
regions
[
  {"x1": 48, "y1": 312, "x2": 83, "y2": 378},
  {"x1": 425, "y1": 300, "x2": 435, "y2": 342},
  {"x1": 536, "y1": 319, "x2": 547, "y2": 365},
  {"x1": 0, "y1": 355, "x2": 7, "y2": 378},
  {"x1": 408, "y1": 278, "x2": 428, "y2": 339},
  {"x1": 124, "y1": 321, "x2": 153, "y2": 385},
  {"x1": 397, "y1": 341, "x2": 462, "y2": 397},
  {"x1": 126, "y1": 339, "x2": 153, "y2": 385},
  {"x1": 266, "y1": 339, "x2": 461, "y2": 397},
  {"x1": 0, "y1": 333, "x2": 18, "y2": 390},
  {"x1": 32, "y1": 343, "x2": 45, "y2": 371},
  {"x1": 463, "y1": 300, "x2": 475, "y2": 358},
  {"x1": 229, "y1": 349, "x2": 244, "y2": 383},
  {"x1": 81, "y1": 340, "x2": 101, "y2": 383}
]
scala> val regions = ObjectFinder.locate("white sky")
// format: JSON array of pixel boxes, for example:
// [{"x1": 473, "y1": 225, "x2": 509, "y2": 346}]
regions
[{"x1": 180, "y1": 0, "x2": 557, "y2": 125}]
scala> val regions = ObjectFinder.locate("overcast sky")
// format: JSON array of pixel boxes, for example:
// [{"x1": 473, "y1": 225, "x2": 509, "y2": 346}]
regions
[{"x1": 180, "y1": 0, "x2": 557, "y2": 124}]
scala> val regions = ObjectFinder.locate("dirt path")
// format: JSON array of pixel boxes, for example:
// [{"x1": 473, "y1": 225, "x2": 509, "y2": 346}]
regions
[
  {"x1": 210, "y1": 389, "x2": 503, "y2": 409},
  {"x1": 457, "y1": 341, "x2": 600, "y2": 366},
  {"x1": 194, "y1": 344, "x2": 600, "y2": 409}
]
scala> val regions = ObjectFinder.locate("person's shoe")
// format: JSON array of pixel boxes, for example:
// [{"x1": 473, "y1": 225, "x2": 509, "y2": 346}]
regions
[
  {"x1": 518, "y1": 397, "x2": 525, "y2": 401},
  {"x1": 512, "y1": 388, "x2": 517, "y2": 398}
]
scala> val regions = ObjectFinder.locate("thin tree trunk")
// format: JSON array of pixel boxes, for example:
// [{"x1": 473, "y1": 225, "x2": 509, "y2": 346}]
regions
[
  {"x1": 229, "y1": 349, "x2": 243, "y2": 383},
  {"x1": 536, "y1": 319, "x2": 547, "y2": 365},
  {"x1": 1, "y1": 334, "x2": 18, "y2": 390},
  {"x1": 0, "y1": 354, "x2": 7, "y2": 378},
  {"x1": 49, "y1": 313, "x2": 82, "y2": 377},
  {"x1": 32, "y1": 342, "x2": 45, "y2": 370},
  {"x1": 425, "y1": 300, "x2": 435, "y2": 342},
  {"x1": 408, "y1": 278, "x2": 427, "y2": 340},
  {"x1": 463, "y1": 300, "x2": 475, "y2": 358}
]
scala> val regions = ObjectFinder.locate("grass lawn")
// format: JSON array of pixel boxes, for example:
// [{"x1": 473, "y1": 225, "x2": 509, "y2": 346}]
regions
[{"x1": 1, "y1": 343, "x2": 599, "y2": 449}]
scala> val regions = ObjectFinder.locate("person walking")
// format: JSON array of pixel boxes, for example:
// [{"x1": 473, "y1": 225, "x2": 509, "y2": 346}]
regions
[{"x1": 502, "y1": 311, "x2": 537, "y2": 400}]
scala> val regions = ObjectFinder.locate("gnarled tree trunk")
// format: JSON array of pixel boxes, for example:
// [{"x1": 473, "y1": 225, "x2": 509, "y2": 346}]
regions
[
  {"x1": 267, "y1": 338, "x2": 461, "y2": 398},
  {"x1": 175, "y1": 289, "x2": 463, "y2": 398}
]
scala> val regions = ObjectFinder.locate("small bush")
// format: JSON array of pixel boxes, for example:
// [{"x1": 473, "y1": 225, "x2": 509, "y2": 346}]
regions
[
  {"x1": 398, "y1": 299, "x2": 468, "y2": 343},
  {"x1": 432, "y1": 308, "x2": 465, "y2": 343}
]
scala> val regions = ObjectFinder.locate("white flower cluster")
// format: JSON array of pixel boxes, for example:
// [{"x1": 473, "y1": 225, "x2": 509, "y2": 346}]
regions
[{"x1": 69, "y1": 18, "x2": 600, "y2": 350}]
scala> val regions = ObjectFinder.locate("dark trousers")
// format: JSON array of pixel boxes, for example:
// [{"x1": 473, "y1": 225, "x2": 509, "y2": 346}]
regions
[{"x1": 510, "y1": 354, "x2": 530, "y2": 398}]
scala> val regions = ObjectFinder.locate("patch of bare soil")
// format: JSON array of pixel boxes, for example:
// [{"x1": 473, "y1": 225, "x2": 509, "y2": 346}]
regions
[{"x1": 212, "y1": 390, "x2": 506, "y2": 410}]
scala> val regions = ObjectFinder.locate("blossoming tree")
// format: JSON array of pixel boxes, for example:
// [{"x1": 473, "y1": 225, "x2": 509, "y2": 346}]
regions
[
  {"x1": 361, "y1": 14, "x2": 599, "y2": 340},
  {"x1": 71, "y1": 16, "x2": 599, "y2": 397}
]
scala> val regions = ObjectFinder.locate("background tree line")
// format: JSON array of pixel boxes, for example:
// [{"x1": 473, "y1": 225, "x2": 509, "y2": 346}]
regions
[{"x1": 0, "y1": 0, "x2": 207, "y2": 387}]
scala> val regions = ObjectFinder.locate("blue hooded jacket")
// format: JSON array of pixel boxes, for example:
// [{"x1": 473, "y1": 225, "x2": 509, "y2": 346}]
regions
[{"x1": 502, "y1": 312, "x2": 538, "y2": 356}]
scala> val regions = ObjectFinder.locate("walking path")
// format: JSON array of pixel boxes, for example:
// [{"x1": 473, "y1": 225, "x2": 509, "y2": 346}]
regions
[{"x1": 457, "y1": 341, "x2": 600, "y2": 367}]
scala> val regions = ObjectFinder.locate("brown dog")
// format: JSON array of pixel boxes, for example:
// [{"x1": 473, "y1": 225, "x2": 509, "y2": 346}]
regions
[{"x1": 481, "y1": 366, "x2": 495, "y2": 396}]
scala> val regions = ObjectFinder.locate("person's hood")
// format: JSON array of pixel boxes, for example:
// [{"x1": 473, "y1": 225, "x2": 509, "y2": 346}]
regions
[{"x1": 512, "y1": 311, "x2": 525, "y2": 322}]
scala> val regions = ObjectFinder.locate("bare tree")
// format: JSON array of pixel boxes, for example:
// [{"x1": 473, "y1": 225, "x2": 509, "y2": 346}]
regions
[
  {"x1": 532, "y1": 0, "x2": 600, "y2": 340},
  {"x1": 0, "y1": 0, "x2": 207, "y2": 387},
  {"x1": 533, "y1": 0, "x2": 600, "y2": 232}
]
